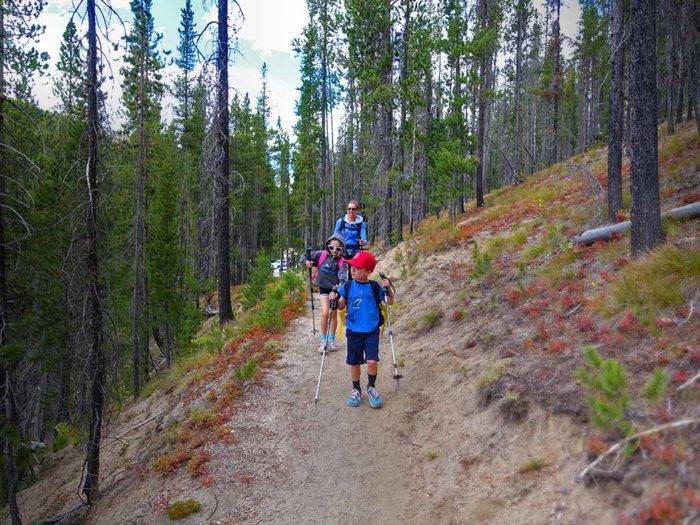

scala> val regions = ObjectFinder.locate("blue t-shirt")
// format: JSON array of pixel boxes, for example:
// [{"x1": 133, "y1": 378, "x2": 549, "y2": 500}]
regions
[{"x1": 339, "y1": 280, "x2": 386, "y2": 333}]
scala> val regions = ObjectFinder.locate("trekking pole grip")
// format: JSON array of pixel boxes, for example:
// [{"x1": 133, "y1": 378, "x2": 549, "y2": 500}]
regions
[{"x1": 379, "y1": 272, "x2": 394, "y2": 295}]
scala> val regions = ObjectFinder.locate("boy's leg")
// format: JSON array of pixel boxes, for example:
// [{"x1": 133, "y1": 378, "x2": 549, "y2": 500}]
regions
[
  {"x1": 346, "y1": 331, "x2": 364, "y2": 407},
  {"x1": 364, "y1": 331, "x2": 383, "y2": 408}
]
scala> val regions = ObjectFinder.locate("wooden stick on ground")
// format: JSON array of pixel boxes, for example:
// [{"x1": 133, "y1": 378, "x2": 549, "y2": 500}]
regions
[{"x1": 575, "y1": 418, "x2": 700, "y2": 483}]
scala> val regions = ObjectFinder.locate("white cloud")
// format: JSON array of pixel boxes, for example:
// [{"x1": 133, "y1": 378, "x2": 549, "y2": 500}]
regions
[
  {"x1": 200, "y1": 0, "x2": 307, "y2": 55},
  {"x1": 235, "y1": 0, "x2": 307, "y2": 55}
]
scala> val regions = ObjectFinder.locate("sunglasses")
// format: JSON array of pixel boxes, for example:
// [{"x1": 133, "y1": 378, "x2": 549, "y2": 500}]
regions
[
  {"x1": 328, "y1": 246, "x2": 343, "y2": 252},
  {"x1": 347, "y1": 207, "x2": 357, "y2": 211}
]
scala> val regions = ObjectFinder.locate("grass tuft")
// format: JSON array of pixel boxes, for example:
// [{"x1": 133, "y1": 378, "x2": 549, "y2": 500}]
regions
[
  {"x1": 518, "y1": 457, "x2": 547, "y2": 474},
  {"x1": 611, "y1": 245, "x2": 699, "y2": 316},
  {"x1": 166, "y1": 499, "x2": 201, "y2": 520}
]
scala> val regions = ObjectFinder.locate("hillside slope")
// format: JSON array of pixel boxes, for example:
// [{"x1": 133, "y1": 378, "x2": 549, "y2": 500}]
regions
[{"x1": 10, "y1": 121, "x2": 699, "y2": 524}]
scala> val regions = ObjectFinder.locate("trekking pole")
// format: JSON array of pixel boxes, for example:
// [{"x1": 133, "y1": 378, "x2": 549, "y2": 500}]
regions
[
  {"x1": 314, "y1": 285, "x2": 339, "y2": 405},
  {"x1": 379, "y1": 273, "x2": 403, "y2": 390},
  {"x1": 305, "y1": 248, "x2": 317, "y2": 335}
]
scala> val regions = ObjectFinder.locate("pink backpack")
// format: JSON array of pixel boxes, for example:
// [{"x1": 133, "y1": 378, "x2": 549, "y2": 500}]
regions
[{"x1": 312, "y1": 250, "x2": 346, "y2": 283}]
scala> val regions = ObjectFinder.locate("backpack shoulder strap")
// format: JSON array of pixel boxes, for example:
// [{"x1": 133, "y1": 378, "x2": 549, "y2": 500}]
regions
[
  {"x1": 344, "y1": 279, "x2": 351, "y2": 298},
  {"x1": 338, "y1": 218, "x2": 346, "y2": 233},
  {"x1": 318, "y1": 250, "x2": 328, "y2": 266},
  {"x1": 369, "y1": 280, "x2": 383, "y2": 307}
]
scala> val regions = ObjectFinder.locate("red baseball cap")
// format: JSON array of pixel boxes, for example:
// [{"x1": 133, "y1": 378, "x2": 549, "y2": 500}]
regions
[{"x1": 347, "y1": 251, "x2": 377, "y2": 272}]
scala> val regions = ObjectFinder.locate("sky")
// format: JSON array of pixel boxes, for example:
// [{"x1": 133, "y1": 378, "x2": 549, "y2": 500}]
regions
[
  {"x1": 35, "y1": 0, "x2": 309, "y2": 134},
  {"x1": 34, "y1": 0, "x2": 581, "y2": 138}
]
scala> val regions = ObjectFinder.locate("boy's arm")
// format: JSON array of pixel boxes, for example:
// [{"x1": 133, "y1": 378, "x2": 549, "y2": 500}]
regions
[
  {"x1": 333, "y1": 285, "x2": 347, "y2": 310},
  {"x1": 380, "y1": 275, "x2": 394, "y2": 305}
]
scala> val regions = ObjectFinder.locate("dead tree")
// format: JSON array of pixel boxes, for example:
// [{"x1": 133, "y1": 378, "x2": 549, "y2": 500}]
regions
[
  {"x1": 81, "y1": 0, "x2": 105, "y2": 503},
  {"x1": 215, "y1": 0, "x2": 234, "y2": 323}
]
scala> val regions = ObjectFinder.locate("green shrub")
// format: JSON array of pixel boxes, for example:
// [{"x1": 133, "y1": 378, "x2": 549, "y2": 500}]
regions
[
  {"x1": 470, "y1": 242, "x2": 492, "y2": 280},
  {"x1": 420, "y1": 310, "x2": 443, "y2": 332},
  {"x1": 476, "y1": 358, "x2": 513, "y2": 390},
  {"x1": 167, "y1": 499, "x2": 201, "y2": 520},
  {"x1": 241, "y1": 251, "x2": 273, "y2": 309},
  {"x1": 642, "y1": 369, "x2": 669, "y2": 403},
  {"x1": 53, "y1": 422, "x2": 81, "y2": 451},
  {"x1": 233, "y1": 358, "x2": 258, "y2": 382},
  {"x1": 575, "y1": 345, "x2": 632, "y2": 436}
]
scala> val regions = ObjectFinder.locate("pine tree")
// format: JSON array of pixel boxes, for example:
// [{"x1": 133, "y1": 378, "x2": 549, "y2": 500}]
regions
[
  {"x1": 53, "y1": 21, "x2": 86, "y2": 117},
  {"x1": 0, "y1": 1, "x2": 47, "y2": 519},
  {"x1": 121, "y1": 0, "x2": 165, "y2": 394}
]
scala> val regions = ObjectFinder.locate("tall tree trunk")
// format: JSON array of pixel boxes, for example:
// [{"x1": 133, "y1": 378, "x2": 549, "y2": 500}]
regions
[
  {"x1": 216, "y1": 0, "x2": 233, "y2": 323},
  {"x1": 665, "y1": 0, "x2": 677, "y2": 135},
  {"x1": 398, "y1": 0, "x2": 411, "y2": 242},
  {"x1": 513, "y1": 0, "x2": 524, "y2": 183},
  {"x1": 690, "y1": 0, "x2": 699, "y2": 132},
  {"x1": 132, "y1": 16, "x2": 149, "y2": 395},
  {"x1": 321, "y1": 0, "x2": 329, "y2": 238},
  {"x1": 82, "y1": 0, "x2": 104, "y2": 505},
  {"x1": 550, "y1": 0, "x2": 561, "y2": 164},
  {"x1": 607, "y1": 0, "x2": 625, "y2": 223},
  {"x1": 380, "y1": 0, "x2": 393, "y2": 246},
  {"x1": 475, "y1": 0, "x2": 489, "y2": 208},
  {"x1": 629, "y1": 0, "x2": 662, "y2": 255},
  {"x1": 0, "y1": 4, "x2": 20, "y2": 520}
]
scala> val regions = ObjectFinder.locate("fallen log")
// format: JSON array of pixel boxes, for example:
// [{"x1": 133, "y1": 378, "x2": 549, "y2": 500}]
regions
[{"x1": 572, "y1": 202, "x2": 700, "y2": 245}]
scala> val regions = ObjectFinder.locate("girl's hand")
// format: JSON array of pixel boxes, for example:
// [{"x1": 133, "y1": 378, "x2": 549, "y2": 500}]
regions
[
  {"x1": 305, "y1": 260, "x2": 313, "y2": 269},
  {"x1": 381, "y1": 278, "x2": 391, "y2": 289},
  {"x1": 329, "y1": 291, "x2": 338, "y2": 301}
]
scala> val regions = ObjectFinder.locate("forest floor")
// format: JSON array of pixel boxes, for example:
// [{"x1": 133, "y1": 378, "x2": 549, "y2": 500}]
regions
[{"x1": 10, "y1": 121, "x2": 700, "y2": 524}]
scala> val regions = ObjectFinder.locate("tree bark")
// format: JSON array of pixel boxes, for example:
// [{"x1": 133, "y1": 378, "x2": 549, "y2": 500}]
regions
[
  {"x1": 132, "y1": 5, "x2": 149, "y2": 395},
  {"x1": 380, "y1": 0, "x2": 393, "y2": 246},
  {"x1": 550, "y1": 0, "x2": 561, "y2": 164},
  {"x1": 513, "y1": 0, "x2": 524, "y2": 183},
  {"x1": 475, "y1": 0, "x2": 489, "y2": 208},
  {"x1": 81, "y1": 0, "x2": 105, "y2": 505},
  {"x1": 607, "y1": 0, "x2": 625, "y2": 222},
  {"x1": 629, "y1": 0, "x2": 662, "y2": 255},
  {"x1": 216, "y1": 0, "x2": 233, "y2": 323}
]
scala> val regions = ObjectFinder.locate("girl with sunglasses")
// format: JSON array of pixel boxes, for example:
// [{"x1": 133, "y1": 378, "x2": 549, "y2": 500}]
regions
[{"x1": 305, "y1": 234, "x2": 348, "y2": 352}]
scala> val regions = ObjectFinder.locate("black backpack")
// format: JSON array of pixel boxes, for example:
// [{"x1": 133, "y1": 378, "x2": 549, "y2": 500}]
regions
[{"x1": 343, "y1": 279, "x2": 384, "y2": 327}]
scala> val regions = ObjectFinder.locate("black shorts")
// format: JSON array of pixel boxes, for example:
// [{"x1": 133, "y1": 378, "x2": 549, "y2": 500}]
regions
[
  {"x1": 346, "y1": 328, "x2": 380, "y2": 365},
  {"x1": 319, "y1": 287, "x2": 333, "y2": 295}
]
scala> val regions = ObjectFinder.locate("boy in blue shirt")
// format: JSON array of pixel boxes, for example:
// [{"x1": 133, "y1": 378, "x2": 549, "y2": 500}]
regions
[{"x1": 330, "y1": 251, "x2": 394, "y2": 408}]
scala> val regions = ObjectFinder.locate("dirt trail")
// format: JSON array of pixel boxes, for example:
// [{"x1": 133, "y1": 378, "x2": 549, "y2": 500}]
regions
[
  {"x1": 200, "y1": 311, "x2": 437, "y2": 524},
  {"x1": 15, "y1": 251, "x2": 632, "y2": 524}
]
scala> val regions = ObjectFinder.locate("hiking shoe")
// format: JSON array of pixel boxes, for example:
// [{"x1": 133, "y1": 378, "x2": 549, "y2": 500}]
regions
[
  {"x1": 318, "y1": 341, "x2": 328, "y2": 354},
  {"x1": 367, "y1": 387, "x2": 384, "y2": 409},
  {"x1": 346, "y1": 388, "x2": 362, "y2": 407},
  {"x1": 329, "y1": 339, "x2": 338, "y2": 352}
]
